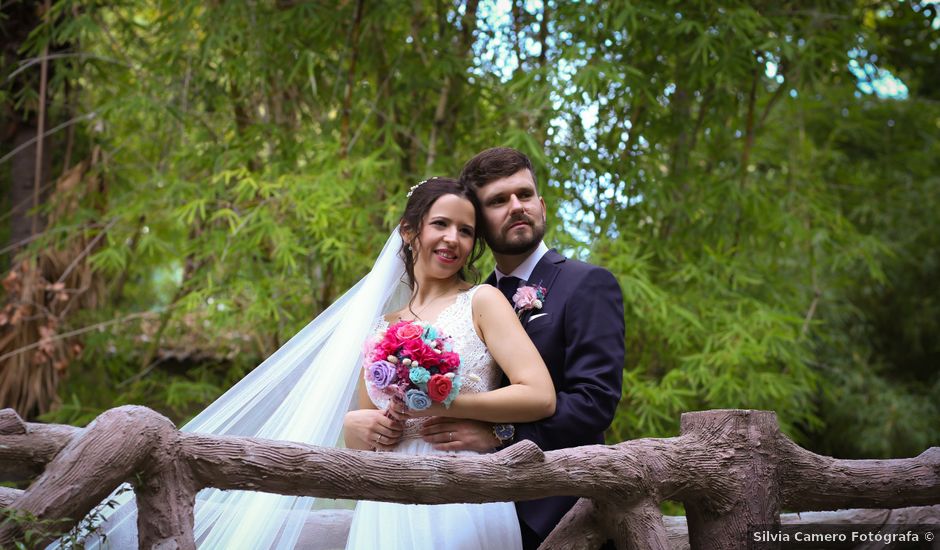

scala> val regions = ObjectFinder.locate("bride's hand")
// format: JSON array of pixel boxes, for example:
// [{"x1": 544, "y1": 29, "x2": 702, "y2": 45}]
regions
[
  {"x1": 343, "y1": 409, "x2": 404, "y2": 451},
  {"x1": 384, "y1": 396, "x2": 409, "y2": 422}
]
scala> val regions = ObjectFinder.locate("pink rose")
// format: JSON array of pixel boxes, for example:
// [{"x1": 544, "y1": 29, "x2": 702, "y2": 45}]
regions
[
  {"x1": 438, "y1": 351, "x2": 461, "y2": 373},
  {"x1": 400, "y1": 338, "x2": 428, "y2": 361},
  {"x1": 512, "y1": 286, "x2": 541, "y2": 310},
  {"x1": 426, "y1": 374, "x2": 453, "y2": 402},
  {"x1": 395, "y1": 322, "x2": 424, "y2": 341},
  {"x1": 417, "y1": 345, "x2": 442, "y2": 366},
  {"x1": 369, "y1": 337, "x2": 398, "y2": 362},
  {"x1": 385, "y1": 320, "x2": 405, "y2": 336},
  {"x1": 381, "y1": 322, "x2": 405, "y2": 346}
]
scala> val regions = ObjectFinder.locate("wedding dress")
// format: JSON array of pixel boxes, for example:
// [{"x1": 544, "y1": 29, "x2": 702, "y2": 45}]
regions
[
  {"x1": 344, "y1": 286, "x2": 523, "y2": 550},
  {"x1": 66, "y1": 232, "x2": 521, "y2": 550}
]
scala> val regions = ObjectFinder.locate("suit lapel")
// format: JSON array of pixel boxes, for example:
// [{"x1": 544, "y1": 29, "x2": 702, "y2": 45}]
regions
[
  {"x1": 485, "y1": 249, "x2": 565, "y2": 321},
  {"x1": 526, "y1": 249, "x2": 564, "y2": 296},
  {"x1": 516, "y1": 250, "x2": 563, "y2": 325}
]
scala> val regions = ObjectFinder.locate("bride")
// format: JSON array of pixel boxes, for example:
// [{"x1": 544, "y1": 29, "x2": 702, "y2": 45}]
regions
[
  {"x1": 76, "y1": 177, "x2": 553, "y2": 550},
  {"x1": 342, "y1": 177, "x2": 555, "y2": 550}
]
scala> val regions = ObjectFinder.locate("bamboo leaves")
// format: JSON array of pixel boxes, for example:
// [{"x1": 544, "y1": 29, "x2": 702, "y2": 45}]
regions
[{"x1": 8, "y1": 0, "x2": 936, "y2": 458}]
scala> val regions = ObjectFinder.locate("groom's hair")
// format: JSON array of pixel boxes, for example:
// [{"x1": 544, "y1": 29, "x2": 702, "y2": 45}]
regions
[{"x1": 459, "y1": 147, "x2": 539, "y2": 192}]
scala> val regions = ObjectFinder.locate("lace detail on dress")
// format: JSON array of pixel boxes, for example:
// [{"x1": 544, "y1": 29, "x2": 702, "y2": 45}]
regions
[{"x1": 366, "y1": 286, "x2": 501, "y2": 441}]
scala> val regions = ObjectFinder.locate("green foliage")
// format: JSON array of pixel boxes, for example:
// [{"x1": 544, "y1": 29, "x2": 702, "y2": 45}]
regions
[
  {"x1": 1, "y1": 500, "x2": 111, "y2": 550},
  {"x1": 0, "y1": 507, "x2": 67, "y2": 550},
  {"x1": 470, "y1": 0, "x2": 940, "y2": 454},
  {"x1": 14, "y1": 1, "x2": 939, "y2": 459}
]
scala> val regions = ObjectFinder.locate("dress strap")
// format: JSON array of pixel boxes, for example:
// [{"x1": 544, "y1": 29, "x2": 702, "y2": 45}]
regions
[{"x1": 464, "y1": 285, "x2": 484, "y2": 300}]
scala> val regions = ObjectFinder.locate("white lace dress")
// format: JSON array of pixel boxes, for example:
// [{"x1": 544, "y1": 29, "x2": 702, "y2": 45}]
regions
[{"x1": 345, "y1": 286, "x2": 523, "y2": 550}]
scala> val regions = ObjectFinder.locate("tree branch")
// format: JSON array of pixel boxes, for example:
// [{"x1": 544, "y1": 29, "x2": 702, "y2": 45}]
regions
[
  {"x1": 542, "y1": 498, "x2": 605, "y2": 549},
  {"x1": 340, "y1": 0, "x2": 366, "y2": 157},
  {"x1": 0, "y1": 310, "x2": 161, "y2": 364},
  {"x1": 739, "y1": 66, "x2": 760, "y2": 186},
  {"x1": 778, "y1": 437, "x2": 940, "y2": 510},
  {"x1": 425, "y1": 76, "x2": 452, "y2": 170},
  {"x1": 0, "y1": 112, "x2": 97, "y2": 167},
  {"x1": 2, "y1": 408, "x2": 937, "y2": 548},
  {"x1": 32, "y1": 0, "x2": 53, "y2": 237}
]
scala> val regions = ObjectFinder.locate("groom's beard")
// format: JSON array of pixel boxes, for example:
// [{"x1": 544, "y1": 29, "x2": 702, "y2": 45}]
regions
[{"x1": 486, "y1": 214, "x2": 546, "y2": 256}]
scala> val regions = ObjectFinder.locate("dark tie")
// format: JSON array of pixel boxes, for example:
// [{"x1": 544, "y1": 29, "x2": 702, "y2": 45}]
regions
[{"x1": 497, "y1": 276, "x2": 522, "y2": 303}]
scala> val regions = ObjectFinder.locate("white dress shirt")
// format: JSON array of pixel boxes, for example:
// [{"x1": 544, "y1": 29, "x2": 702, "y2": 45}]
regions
[{"x1": 494, "y1": 241, "x2": 550, "y2": 284}]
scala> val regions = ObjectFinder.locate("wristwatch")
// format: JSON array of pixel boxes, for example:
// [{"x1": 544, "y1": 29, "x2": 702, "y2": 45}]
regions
[{"x1": 492, "y1": 423, "x2": 515, "y2": 444}]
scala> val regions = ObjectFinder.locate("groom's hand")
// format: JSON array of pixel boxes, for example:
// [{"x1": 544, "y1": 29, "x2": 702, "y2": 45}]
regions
[{"x1": 420, "y1": 417, "x2": 500, "y2": 452}]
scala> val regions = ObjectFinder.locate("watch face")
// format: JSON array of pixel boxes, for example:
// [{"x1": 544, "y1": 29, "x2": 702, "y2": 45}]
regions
[{"x1": 495, "y1": 424, "x2": 514, "y2": 440}]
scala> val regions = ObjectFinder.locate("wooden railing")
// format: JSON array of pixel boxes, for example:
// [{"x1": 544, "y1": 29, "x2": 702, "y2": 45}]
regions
[{"x1": 0, "y1": 406, "x2": 937, "y2": 549}]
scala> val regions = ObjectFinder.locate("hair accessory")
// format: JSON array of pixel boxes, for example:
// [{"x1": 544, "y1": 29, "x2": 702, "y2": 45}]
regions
[{"x1": 407, "y1": 178, "x2": 433, "y2": 198}]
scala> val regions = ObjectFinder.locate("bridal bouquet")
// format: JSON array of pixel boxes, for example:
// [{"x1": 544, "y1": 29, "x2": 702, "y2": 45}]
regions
[{"x1": 364, "y1": 320, "x2": 463, "y2": 411}]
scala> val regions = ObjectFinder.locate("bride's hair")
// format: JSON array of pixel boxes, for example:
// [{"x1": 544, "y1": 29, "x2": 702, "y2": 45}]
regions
[{"x1": 399, "y1": 177, "x2": 486, "y2": 290}]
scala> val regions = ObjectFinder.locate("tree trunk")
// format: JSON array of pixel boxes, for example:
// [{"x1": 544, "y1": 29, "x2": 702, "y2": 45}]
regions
[
  {"x1": 2, "y1": 2, "x2": 55, "y2": 263},
  {"x1": 9, "y1": 124, "x2": 49, "y2": 251},
  {"x1": 681, "y1": 410, "x2": 780, "y2": 550}
]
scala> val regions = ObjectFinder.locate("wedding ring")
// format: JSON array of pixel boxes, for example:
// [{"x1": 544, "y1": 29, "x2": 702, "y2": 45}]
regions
[
  {"x1": 376, "y1": 434, "x2": 382, "y2": 444},
  {"x1": 449, "y1": 431, "x2": 454, "y2": 442}
]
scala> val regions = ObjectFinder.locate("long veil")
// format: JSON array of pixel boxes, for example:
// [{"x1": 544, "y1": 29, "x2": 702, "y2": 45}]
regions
[{"x1": 71, "y1": 230, "x2": 409, "y2": 549}]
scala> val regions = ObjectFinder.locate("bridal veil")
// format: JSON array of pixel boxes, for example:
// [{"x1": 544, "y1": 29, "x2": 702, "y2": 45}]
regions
[{"x1": 69, "y1": 230, "x2": 409, "y2": 549}]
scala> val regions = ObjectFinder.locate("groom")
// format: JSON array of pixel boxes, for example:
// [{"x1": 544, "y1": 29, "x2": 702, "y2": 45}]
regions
[{"x1": 421, "y1": 147, "x2": 626, "y2": 549}]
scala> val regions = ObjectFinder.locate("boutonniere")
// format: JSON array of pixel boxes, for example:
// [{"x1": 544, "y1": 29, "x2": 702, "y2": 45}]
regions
[{"x1": 511, "y1": 283, "x2": 547, "y2": 318}]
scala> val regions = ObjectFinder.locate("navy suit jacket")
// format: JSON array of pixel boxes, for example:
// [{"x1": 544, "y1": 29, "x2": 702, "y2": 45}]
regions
[{"x1": 486, "y1": 249, "x2": 625, "y2": 541}]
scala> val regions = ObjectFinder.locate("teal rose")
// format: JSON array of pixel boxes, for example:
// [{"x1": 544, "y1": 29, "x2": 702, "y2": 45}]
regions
[{"x1": 409, "y1": 366, "x2": 431, "y2": 385}]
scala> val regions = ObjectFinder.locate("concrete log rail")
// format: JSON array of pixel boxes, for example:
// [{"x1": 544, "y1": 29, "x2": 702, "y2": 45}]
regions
[{"x1": 0, "y1": 407, "x2": 937, "y2": 549}]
